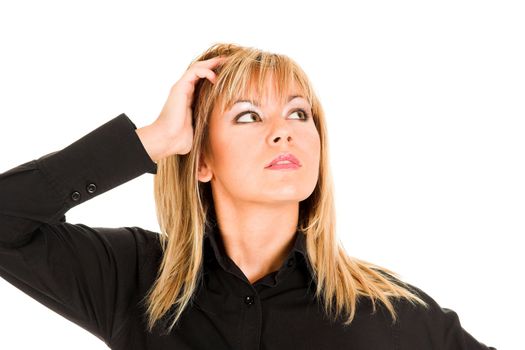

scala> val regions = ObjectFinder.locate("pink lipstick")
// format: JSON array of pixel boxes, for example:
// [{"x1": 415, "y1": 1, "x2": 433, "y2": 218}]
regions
[{"x1": 265, "y1": 152, "x2": 301, "y2": 170}]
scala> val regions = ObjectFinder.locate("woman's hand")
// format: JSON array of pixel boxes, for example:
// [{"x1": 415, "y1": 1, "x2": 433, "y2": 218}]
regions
[{"x1": 136, "y1": 56, "x2": 228, "y2": 162}]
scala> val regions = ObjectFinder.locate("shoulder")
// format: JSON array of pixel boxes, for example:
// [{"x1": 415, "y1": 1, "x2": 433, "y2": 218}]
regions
[
  {"x1": 126, "y1": 226, "x2": 163, "y2": 274},
  {"x1": 110, "y1": 226, "x2": 165, "y2": 298},
  {"x1": 368, "y1": 270, "x2": 453, "y2": 332},
  {"x1": 389, "y1": 279, "x2": 488, "y2": 348},
  {"x1": 392, "y1": 279, "x2": 445, "y2": 321},
  {"x1": 372, "y1": 269, "x2": 441, "y2": 312},
  {"x1": 126, "y1": 226, "x2": 162, "y2": 249},
  {"x1": 359, "y1": 270, "x2": 495, "y2": 348}
]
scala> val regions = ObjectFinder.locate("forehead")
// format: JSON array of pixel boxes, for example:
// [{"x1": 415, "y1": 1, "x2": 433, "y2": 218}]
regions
[
  {"x1": 216, "y1": 77, "x2": 308, "y2": 113},
  {"x1": 232, "y1": 93, "x2": 308, "y2": 107}
]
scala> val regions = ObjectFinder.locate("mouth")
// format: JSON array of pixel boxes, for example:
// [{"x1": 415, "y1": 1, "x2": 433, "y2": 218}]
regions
[
  {"x1": 265, "y1": 152, "x2": 301, "y2": 168},
  {"x1": 266, "y1": 162, "x2": 301, "y2": 170}
]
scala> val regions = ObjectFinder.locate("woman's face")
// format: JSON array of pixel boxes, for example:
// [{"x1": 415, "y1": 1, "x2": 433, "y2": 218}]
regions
[{"x1": 198, "y1": 75, "x2": 321, "y2": 207}]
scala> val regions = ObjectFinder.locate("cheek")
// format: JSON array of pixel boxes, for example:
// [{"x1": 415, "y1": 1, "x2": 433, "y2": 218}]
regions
[
  {"x1": 211, "y1": 133, "x2": 258, "y2": 177},
  {"x1": 303, "y1": 127, "x2": 321, "y2": 154}
]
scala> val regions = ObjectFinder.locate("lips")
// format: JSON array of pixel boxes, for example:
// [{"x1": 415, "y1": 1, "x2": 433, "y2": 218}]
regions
[{"x1": 265, "y1": 152, "x2": 301, "y2": 168}]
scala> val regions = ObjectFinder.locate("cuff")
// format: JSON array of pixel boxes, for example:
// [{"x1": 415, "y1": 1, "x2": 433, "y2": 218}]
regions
[{"x1": 35, "y1": 113, "x2": 157, "y2": 217}]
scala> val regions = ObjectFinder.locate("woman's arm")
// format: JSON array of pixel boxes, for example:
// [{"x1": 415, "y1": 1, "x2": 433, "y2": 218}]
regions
[
  {"x1": 0, "y1": 55, "x2": 227, "y2": 346},
  {"x1": 0, "y1": 113, "x2": 159, "y2": 345}
]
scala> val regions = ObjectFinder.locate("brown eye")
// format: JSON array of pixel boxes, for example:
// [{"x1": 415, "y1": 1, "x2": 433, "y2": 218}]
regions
[
  {"x1": 289, "y1": 109, "x2": 310, "y2": 121},
  {"x1": 234, "y1": 109, "x2": 310, "y2": 123},
  {"x1": 235, "y1": 111, "x2": 260, "y2": 123}
]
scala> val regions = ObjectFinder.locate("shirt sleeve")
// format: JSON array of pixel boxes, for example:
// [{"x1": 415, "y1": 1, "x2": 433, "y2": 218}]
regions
[
  {"x1": 399, "y1": 282, "x2": 497, "y2": 350},
  {"x1": 0, "y1": 113, "x2": 159, "y2": 345}
]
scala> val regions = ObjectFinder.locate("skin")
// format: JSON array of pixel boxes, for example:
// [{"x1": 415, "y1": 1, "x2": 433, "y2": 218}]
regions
[{"x1": 197, "y1": 74, "x2": 321, "y2": 284}]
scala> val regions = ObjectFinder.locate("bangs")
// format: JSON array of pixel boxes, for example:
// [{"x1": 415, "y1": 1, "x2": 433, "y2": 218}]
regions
[{"x1": 212, "y1": 51, "x2": 313, "y2": 114}]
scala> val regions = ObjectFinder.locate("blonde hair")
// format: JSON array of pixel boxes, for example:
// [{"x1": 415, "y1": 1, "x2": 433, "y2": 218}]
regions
[{"x1": 140, "y1": 43, "x2": 429, "y2": 334}]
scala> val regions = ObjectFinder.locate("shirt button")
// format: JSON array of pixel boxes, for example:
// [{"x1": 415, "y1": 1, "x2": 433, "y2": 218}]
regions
[
  {"x1": 287, "y1": 257, "x2": 294, "y2": 267},
  {"x1": 86, "y1": 183, "x2": 97, "y2": 194},
  {"x1": 244, "y1": 295, "x2": 255, "y2": 305},
  {"x1": 71, "y1": 191, "x2": 81, "y2": 201}
]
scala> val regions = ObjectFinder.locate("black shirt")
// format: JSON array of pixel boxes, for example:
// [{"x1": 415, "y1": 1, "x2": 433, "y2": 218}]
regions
[{"x1": 0, "y1": 113, "x2": 497, "y2": 349}]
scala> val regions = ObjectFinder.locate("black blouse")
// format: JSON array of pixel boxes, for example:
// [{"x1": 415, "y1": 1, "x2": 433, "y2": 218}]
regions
[{"x1": 0, "y1": 113, "x2": 496, "y2": 349}]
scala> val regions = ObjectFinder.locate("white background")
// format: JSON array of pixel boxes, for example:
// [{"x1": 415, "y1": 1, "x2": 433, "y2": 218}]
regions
[{"x1": 1, "y1": 0, "x2": 522, "y2": 349}]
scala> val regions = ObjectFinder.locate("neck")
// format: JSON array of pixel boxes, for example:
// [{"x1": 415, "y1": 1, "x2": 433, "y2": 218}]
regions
[{"x1": 213, "y1": 201, "x2": 299, "y2": 284}]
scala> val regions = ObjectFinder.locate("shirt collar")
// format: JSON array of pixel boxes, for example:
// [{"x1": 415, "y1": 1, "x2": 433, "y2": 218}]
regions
[{"x1": 202, "y1": 218, "x2": 314, "y2": 279}]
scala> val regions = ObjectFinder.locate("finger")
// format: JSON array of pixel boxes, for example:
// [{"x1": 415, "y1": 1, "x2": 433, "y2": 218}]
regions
[
  {"x1": 194, "y1": 55, "x2": 229, "y2": 68},
  {"x1": 185, "y1": 67, "x2": 217, "y2": 85}
]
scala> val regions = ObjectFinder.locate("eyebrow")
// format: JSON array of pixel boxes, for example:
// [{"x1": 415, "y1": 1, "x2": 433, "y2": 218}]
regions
[{"x1": 232, "y1": 95, "x2": 306, "y2": 107}]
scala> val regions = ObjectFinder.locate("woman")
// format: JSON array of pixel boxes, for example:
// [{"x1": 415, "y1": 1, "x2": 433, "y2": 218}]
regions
[{"x1": 0, "y1": 43, "x2": 496, "y2": 349}]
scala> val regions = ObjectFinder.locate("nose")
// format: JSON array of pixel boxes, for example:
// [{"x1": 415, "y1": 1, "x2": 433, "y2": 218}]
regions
[
  {"x1": 272, "y1": 135, "x2": 292, "y2": 143},
  {"x1": 270, "y1": 118, "x2": 293, "y2": 144}
]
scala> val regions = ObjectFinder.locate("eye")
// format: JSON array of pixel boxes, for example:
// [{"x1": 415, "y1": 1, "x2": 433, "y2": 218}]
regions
[
  {"x1": 289, "y1": 109, "x2": 310, "y2": 121},
  {"x1": 235, "y1": 111, "x2": 261, "y2": 123},
  {"x1": 234, "y1": 108, "x2": 311, "y2": 123}
]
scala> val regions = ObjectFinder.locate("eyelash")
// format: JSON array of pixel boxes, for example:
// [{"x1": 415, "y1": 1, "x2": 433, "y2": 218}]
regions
[{"x1": 234, "y1": 108, "x2": 311, "y2": 123}]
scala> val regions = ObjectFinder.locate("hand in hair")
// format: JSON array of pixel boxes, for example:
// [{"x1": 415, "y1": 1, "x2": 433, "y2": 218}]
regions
[{"x1": 136, "y1": 56, "x2": 228, "y2": 161}]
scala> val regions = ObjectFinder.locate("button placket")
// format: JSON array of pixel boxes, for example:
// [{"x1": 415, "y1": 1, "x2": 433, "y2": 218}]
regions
[
  {"x1": 244, "y1": 295, "x2": 255, "y2": 306},
  {"x1": 240, "y1": 292, "x2": 261, "y2": 349}
]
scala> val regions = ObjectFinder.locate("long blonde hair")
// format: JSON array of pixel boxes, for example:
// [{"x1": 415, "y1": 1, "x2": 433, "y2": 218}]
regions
[{"x1": 141, "y1": 43, "x2": 429, "y2": 334}]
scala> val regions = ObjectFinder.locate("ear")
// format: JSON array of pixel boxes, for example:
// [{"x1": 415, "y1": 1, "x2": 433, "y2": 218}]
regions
[{"x1": 197, "y1": 151, "x2": 213, "y2": 183}]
